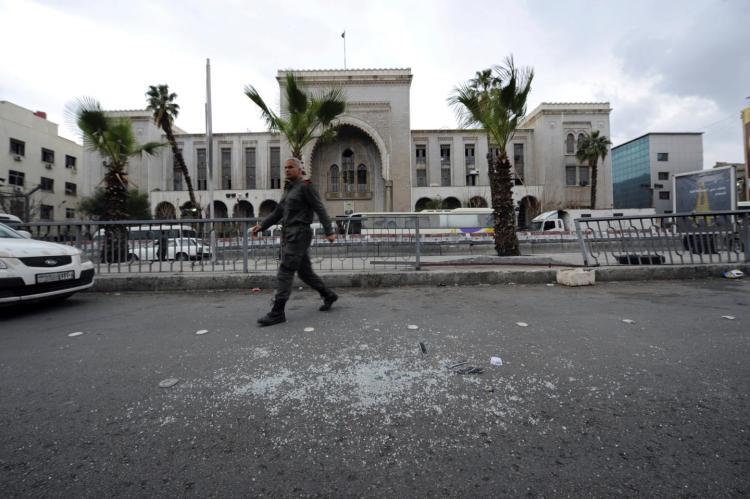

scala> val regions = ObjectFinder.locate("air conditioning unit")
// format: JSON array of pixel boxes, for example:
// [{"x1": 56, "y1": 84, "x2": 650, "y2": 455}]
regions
[
  {"x1": 13, "y1": 155, "x2": 22, "y2": 161},
  {"x1": 44, "y1": 163, "x2": 53, "y2": 170},
  {"x1": 468, "y1": 169, "x2": 479, "y2": 176}
]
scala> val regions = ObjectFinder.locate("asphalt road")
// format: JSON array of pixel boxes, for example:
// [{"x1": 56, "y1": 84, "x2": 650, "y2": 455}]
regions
[{"x1": 1, "y1": 280, "x2": 749, "y2": 497}]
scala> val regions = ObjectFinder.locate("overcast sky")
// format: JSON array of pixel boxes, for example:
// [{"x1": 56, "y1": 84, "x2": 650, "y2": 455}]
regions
[{"x1": 1, "y1": 0, "x2": 747, "y2": 168}]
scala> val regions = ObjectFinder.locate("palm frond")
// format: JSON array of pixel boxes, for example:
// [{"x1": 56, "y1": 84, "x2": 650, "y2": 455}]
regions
[
  {"x1": 137, "y1": 141, "x2": 166, "y2": 156},
  {"x1": 244, "y1": 84, "x2": 282, "y2": 132},
  {"x1": 284, "y1": 73, "x2": 308, "y2": 116}
]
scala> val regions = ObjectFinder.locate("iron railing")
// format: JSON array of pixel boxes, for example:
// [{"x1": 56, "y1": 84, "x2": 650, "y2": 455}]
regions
[{"x1": 575, "y1": 211, "x2": 750, "y2": 266}]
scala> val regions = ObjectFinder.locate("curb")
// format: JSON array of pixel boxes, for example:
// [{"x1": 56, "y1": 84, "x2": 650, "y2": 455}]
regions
[{"x1": 89, "y1": 263, "x2": 750, "y2": 293}]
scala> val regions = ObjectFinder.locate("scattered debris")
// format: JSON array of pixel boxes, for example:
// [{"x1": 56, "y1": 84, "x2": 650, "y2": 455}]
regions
[
  {"x1": 447, "y1": 361, "x2": 468, "y2": 369},
  {"x1": 373, "y1": 328, "x2": 381, "y2": 332},
  {"x1": 490, "y1": 356, "x2": 503, "y2": 366},
  {"x1": 723, "y1": 269, "x2": 744, "y2": 279},
  {"x1": 195, "y1": 329, "x2": 209, "y2": 335},
  {"x1": 68, "y1": 332, "x2": 84, "y2": 337},
  {"x1": 455, "y1": 366, "x2": 484, "y2": 375},
  {"x1": 485, "y1": 387, "x2": 495, "y2": 393},
  {"x1": 419, "y1": 342, "x2": 427, "y2": 354},
  {"x1": 158, "y1": 378, "x2": 179, "y2": 388},
  {"x1": 251, "y1": 287, "x2": 262, "y2": 294},
  {"x1": 516, "y1": 322, "x2": 528, "y2": 328},
  {"x1": 298, "y1": 286, "x2": 304, "y2": 290},
  {"x1": 722, "y1": 315, "x2": 736, "y2": 320},
  {"x1": 407, "y1": 325, "x2": 419, "y2": 330},
  {"x1": 557, "y1": 268, "x2": 595, "y2": 287},
  {"x1": 304, "y1": 327, "x2": 315, "y2": 332},
  {"x1": 622, "y1": 319, "x2": 636, "y2": 324},
  {"x1": 546, "y1": 283, "x2": 555, "y2": 287}
]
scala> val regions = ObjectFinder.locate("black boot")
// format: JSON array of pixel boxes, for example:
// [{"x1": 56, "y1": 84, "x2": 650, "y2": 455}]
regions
[
  {"x1": 258, "y1": 299, "x2": 286, "y2": 326},
  {"x1": 319, "y1": 291, "x2": 338, "y2": 311}
]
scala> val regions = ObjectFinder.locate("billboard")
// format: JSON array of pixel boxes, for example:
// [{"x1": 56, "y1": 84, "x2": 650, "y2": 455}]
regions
[
  {"x1": 744, "y1": 107, "x2": 750, "y2": 200},
  {"x1": 673, "y1": 166, "x2": 735, "y2": 230}
]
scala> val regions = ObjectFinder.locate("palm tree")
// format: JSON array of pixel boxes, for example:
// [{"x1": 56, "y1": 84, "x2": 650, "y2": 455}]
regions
[
  {"x1": 68, "y1": 97, "x2": 163, "y2": 261},
  {"x1": 448, "y1": 56, "x2": 534, "y2": 256},
  {"x1": 244, "y1": 73, "x2": 346, "y2": 160},
  {"x1": 146, "y1": 84, "x2": 199, "y2": 217},
  {"x1": 576, "y1": 130, "x2": 612, "y2": 209}
]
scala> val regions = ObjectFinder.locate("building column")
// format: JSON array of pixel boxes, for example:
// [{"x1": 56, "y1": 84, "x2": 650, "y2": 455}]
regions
[{"x1": 385, "y1": 180, "x2": 393, "y2": 211}]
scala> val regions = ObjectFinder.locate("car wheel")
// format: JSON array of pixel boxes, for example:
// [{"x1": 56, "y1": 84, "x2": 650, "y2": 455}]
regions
[
  {"x1": 175, "y1": 252, "x2": 189, "y2": 262},
  {"x1": 127, "y1": 253, "x2": 139, "y2": 262}
]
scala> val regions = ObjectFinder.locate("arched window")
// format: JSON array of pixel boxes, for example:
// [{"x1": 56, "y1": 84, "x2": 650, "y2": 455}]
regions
[
  {"x1": 577, "y1": 133, "x2": 585, "y2": 151},
  {"x1": 329, "y1": 164, "x2": 340, "y2": 193},
  {"x1": 566, "y1": 133, "x2": 575, "y2": 154},
  {"x1": 342, "y1": 149, "x2": 354, "y2": 193},
  {"x1": 357, "y1": 164, "x2": 368, "y2": 193}
]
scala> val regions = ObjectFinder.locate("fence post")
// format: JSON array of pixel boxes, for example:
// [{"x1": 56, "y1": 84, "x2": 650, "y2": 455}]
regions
[
  {"x1": 415, "y1": 216, "x2": 421, "y2": 270},
  {"x1": 242, "y1": 221, "x2": 249, "y2": 273},
  {"x1": 743, "y1": 213, "x2": 750, "y2": 263},
  {"x1": 575, "y1": 219, "x2": 591, "y2": 267}
]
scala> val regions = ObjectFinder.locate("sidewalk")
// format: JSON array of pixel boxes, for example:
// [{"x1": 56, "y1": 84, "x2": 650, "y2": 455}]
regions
[{"x1": 89, "y1": 253, "x2": 750, "y2": 293}]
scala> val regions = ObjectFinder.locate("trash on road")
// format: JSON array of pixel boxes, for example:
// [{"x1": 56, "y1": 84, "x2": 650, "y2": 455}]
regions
[
  {"x1": 68, "y1": 332, "x2": 84, "y2": 337},
  {"x1": 158, "y1": 378, "x2": 179, "y2": 388},
  {"x1": 195, "y1": 329, "x2": 208, "y2": 335},
  {"x1": 490, "y1": 356, "x2": 503, "y2": 366},
  {"x1": 419, "y1": 342, "x2": 427, "y2": 354},
  {"x1": 447, "y1": 361, "x2": 468, "y2": 369},
  {"x1": 557, "y1": 268, "x2": 595, "y2": 286},
  {"x1": 723, "y1": 269, "x2": 744, "y2": 279},
  {"x1": 304, "y1": 327, "x2": 315, "y2": 332},
  {"x1": 407, "y1": 324, "x2": 419, "y2": 330},
  {"x1": 622, "y1": 319, "x2": 636, "y2": 324},
  {"x1": 516, "y1": 322, "x2": 528, "y2": 327},
  {"x1": 722, "y1": 315, "x2": 736, "y2": 320},
  {"x1": 251, "y1": 287, "x2": 262, "y2": 294},
  {"x1": 455, "y1": 366, "x2": 484, "y2": 375},
  {"x1": 546, "y1": 283, "x2": 555, "y2": 287}
]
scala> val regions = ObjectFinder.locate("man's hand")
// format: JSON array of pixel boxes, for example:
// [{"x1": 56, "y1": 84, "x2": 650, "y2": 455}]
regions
[
  {"x1": 251, "y1": 224, "x2": 262, "y2": 237},
  {"x1": 326, "y1": 233, "x2": 337, "y2": 243}
]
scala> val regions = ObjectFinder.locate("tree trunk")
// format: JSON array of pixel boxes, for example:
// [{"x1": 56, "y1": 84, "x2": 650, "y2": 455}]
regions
[
  {"x1": 164, "y1": 121, "x2": 200, "y2": 217},
  {"x1": 101, "y1": 165, "x2": 129, "y2": 263},
  {"x1": 589, "y1": 158, "x2": 598, "y2": 209},
  {"x1": 488, "y1": 152, "x2": 520, "y2": 256}
]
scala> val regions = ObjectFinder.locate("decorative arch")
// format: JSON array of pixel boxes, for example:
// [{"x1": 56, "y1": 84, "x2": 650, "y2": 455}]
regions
[
  {"x1": 517, "y1": 195, "x2": 541, "y2": 230},
  {"x1": 468, "y1": 196, "x2": 488, "y2": 208},
  {"x1": 415, "y1": 197, "x2": 434, "y2": 212},
  {"x1": 342, "y1": 148, "x2": 355, "y2": 193},
  {"x1": 357, "y1": 163, "x2": 368, "y2": 193},
  {"x1": 212, "y1": 201, "x2": 229, "y2": 219},
  {"x1": 233, "y1": 200, "x2": 254, "y2": 218},
  {"x1": 442, "y1": 197, "x2": 461, "y2": 210},
  {"x1": 329, "y1": 164, "x2": 340, "y2": 192},
  {"x1": 305, "y1": 115, "x2": 390, "y2": 181},
  {"x1": 155, "y1": 201, "x2": 177, "y2": 219},
  {"x1": 566, "y1": 133, "x2": 575, "y2": 154},
  {"x1": 259, "y1": 199, "x2": 278, "y2": 217}
]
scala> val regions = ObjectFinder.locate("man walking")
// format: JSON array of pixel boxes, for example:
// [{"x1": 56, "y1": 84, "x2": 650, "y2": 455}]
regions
[{"x1": 251, "y1": 158, "x2": 338, "y2": 326}]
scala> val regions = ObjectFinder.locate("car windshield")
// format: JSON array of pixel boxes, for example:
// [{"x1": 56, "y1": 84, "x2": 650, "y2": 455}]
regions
[{"x1": 0, "y1": 223, "x2": 23, "y2": 239}]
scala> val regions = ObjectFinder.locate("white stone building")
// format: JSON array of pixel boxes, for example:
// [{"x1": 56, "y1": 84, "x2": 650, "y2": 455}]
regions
[
  {"x1": 0, "y1": 101, "x2": 83, "y2": 221},
  {"x1": 83, "y1": 69, "x2": 614, "y2": 226}
]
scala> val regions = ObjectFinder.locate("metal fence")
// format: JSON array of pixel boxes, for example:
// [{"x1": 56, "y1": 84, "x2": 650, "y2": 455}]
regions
[
  {"x1": 20, "y1": 215, "x2": 499, "y2": 275},
  {"x1": 575, "y1": 211, "x2": 750, "y2": 266}
]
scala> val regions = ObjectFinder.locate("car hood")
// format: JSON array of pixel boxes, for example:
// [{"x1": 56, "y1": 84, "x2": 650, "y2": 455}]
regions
[{"x1": 0, "y1": 238, "x2": 80, "y2": 258}]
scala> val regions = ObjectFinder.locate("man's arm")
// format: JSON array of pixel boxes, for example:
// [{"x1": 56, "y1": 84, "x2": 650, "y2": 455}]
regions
[
  {"x1": 304, "y1": 184, "x2": 335, "y2": 236},
  {"x1": 252, "y1": 201, "x2": 283, "y2": 235}
]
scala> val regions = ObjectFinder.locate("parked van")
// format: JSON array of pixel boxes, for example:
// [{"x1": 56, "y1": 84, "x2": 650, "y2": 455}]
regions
[{"x1": 526, "y1": 209, "x2": 656, "y2": 233}]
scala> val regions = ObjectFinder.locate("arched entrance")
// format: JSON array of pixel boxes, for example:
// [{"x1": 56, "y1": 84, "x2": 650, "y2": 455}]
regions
[
  {"x1": 155, "y1": 201, "x2": 176, "y2": 219},
  {"x1": 468, "y1": 196, "x2": 488, "y2": 208},
  {"x1": 517, "y1": 196, "x2": 541, "y2": 230},
  {"x1": 415, "y1": 197, "x2": 434, "y2": 212},
  {"x1": 259, "y1": 200, "x2": 277, "y2": 218},
  {"x1": 212, "y1": 201, "x2": 228, "y2": 219},
  {"x1": 442, "y1": 197, "x2": 461, "y2": 210},
  {"x1": 233, "y1": 200, "x2": 254, "y2": 218}
]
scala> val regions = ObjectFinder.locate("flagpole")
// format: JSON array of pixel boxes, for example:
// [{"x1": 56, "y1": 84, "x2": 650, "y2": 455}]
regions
[{"x1": 206, "y1": 58, "x2": 216, "y2": 261}]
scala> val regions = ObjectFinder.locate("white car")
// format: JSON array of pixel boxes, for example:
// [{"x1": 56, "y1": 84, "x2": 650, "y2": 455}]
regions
[
  {"x1": 128, "y1": 237, "x2": 211, "y2": 262},
  {"x1": 0, "y1": 223, "x2": 95, "y2": 304}
]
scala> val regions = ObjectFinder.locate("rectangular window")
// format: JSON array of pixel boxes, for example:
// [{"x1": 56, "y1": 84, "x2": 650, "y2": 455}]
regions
[
  {"x1": 65, "y1": 182, "x2": 77, "y2": 196},
  {"x1": 659, "y1": 191, "x2": 670, "y2": 200},
  {"x1": 657, "y1": 152, "x2": 669, "y2": 161},
  {"x1": 40, "y1": 205, "x2": 53, "y2": 220},
  {"x1": 465, "y1": 145, "x2": 475, "y2": 168},
  {"x1": 42, "y1": 148, "x2": 54, "y2": 164},
  {"x1": 40, "y1": 177, "x2": 54, "y2": 192},
  {"x1": 415, "y1": 145, "x2": 427, "y2": 166},
  {"x1": 65, "y1": 155, "x2": 76, "y2": 168},
  {"x1": 466, "y1": 174, "x2": 477, "y2": 186},
  {"x1": 65, "y1": 208, "x2": 75, "y2": 219},
  {"x1": 221, "y1": 148, "x2": 232, "y2": 190},
  {"x1": 441, "y1": 167, "x2": 451, "y2": 187},
  {"x1": 196, "y1": 148, "x2": 207, "y2": 190},
  {"x1": 440, "y1": 144, "x2": 451, "y2": 166},
  {"x1": 173, "y1": 149, "x2": 183, "y2": 191},
  {"x1": 245, "y1": 147, "x2": 256, "y2": 189},
  {"x1": 270, "y1": 147, "x2": 281, "y2": 189},
  {"x1": 9, "y1": 170, "x2": 24, "y2": 187},
  {"x1": 658, "y1": 171, "x2": 669, "y2": 180},
  {"x1": 489, "y1": 146, "x2": 502, "y2": 161},
  {"x1": 566, "y1": 166, "x2": 577, "y2": 186},
  {"x1": 513, "y1": 143, "x2": 525, "y2": 181},
  {"x1": 10, "y1": 138, "x2": 25, "y2": 156},
  {"x1": 416, "y1": 169, "x2": 427, "y2": 187},
  {"x1": 579, "y1": 166, "x2": 590, "y2": 186}
]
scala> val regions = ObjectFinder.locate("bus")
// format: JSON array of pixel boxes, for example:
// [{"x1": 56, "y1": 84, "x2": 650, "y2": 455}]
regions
[{"x1": 344, "y1": 208, "x2": 494, "y2": 240}]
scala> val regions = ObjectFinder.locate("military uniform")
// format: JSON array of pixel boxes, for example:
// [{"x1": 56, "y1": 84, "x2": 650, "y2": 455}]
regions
[{"x1": 258, "y1": 178, "x2": 337, "y2": 313}]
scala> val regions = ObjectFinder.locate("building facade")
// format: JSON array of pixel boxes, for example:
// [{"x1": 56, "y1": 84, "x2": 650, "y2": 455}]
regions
[
  {"x1": 612, "y1": 133, "x2": 703, "y2": 213},
  {"x1": 83, "y1": 69, "x2": 614, "y2": 225},
  {"x1": 0, "y1": 101, "x2": 83, "y2": 221}
]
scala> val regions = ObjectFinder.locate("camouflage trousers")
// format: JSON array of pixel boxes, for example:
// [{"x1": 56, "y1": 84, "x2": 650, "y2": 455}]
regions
[{"x1": 274, "y1": 225, "x2": 330, "y2": 303}]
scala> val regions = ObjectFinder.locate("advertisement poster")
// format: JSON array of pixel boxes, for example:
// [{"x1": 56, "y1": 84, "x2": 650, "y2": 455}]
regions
[{"x1": 673, "y1": 166, "x2": 735, "y2": 230}]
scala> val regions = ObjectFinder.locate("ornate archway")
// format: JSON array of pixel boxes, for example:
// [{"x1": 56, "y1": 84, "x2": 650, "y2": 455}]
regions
[
  {"x1": 517, "y1": 196, "x2": 541, "y2": 230},
  {"x1": 442, "y1": 197, "x2": 461, "y2": 210},
  {"x1": 259, "y1": 200, "x2": 277, "y2": 217},
  {"x1": 155, "y1": 201, "x2": 177, "y2": 219},
  {"x1": 468, "y1": 196, "x2": 488, "y2": 208},
  {"x1": 233, "y1": 200, "x2": 254, "y2": 218}
]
